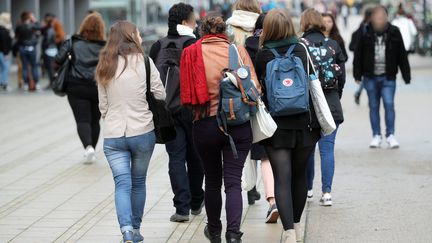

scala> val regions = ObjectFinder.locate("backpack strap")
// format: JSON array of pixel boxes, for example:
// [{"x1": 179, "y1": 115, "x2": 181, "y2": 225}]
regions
[
  {"x1": 269, "y1": 48, "x2": 281, "y2": 58},
  {"x1": 218, "y1": 108, "x2": 239, "y2": 159},
  {"x1": 144, "y1": 55, "x2": 151, "y2": 96},
  {"x1": 299, "y1": 42, "x2": 318, "y2": 76},
  {"x1": 229, "y1": 44, "x2": 240, "y2": 71},
  {"x1": 284, "y1": 44, "x2": 297, "y2": 57}
]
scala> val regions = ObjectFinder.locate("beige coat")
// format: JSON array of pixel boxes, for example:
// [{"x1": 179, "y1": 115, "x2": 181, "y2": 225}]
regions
[{"x1": 98, "y1": 55, "x2": 166, "y2": 138}]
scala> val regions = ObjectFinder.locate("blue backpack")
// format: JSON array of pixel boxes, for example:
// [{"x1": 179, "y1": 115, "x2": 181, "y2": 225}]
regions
[
  {"x1": 217, "y1": 44, "x2": 260, "y2": 158},
  {"x1": 265, "y1": 45, "x2": 310, "y2": 117}
]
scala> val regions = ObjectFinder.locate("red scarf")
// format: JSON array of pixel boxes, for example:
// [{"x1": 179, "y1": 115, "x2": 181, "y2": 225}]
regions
[{"x1": 180, "y1": 34, "x2": 228, "y2": 106}]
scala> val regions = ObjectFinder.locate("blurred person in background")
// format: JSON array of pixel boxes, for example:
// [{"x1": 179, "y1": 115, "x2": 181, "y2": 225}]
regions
[
  {"x1": 391, "y1": 7, "x2": 417, "y2": 54},
  {"x1": 149, "y1": 2, "x2": 205, "y2": 223},
  {"x1": 14, "y1": 11, "x2": 41, "y2": 91},
  {"x1": 55, "y1": 13, "x2": 105, "y2": 164},
  {"x1": 41, "y1": 13, "x2": 64, "y2": 89},
  {"x1": 303, "y1": 9, "x2": 346, "y2": 207},
  {"x1": 340, "y1": 2, "x2": 350, "y2": 28},
  {"x1": 226, "y1": 0, "x2": 261, "y2": 46},
  {"x1": 353, "y1": 5, "x2": 411, "y2": 149},
  {"x1": 0, "y1": 12, "x2": 12, "y2": 91},
  {"x1": 97, "y1": 21, "x2": 165, "y2": 243},
  {"x1": 350, "y1": 7, "x2": 373, "y2": 105}
]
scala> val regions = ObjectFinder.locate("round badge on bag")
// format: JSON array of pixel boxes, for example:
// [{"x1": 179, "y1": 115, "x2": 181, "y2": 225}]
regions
[
  {"x1": 237, "y1": 67, "x2": 248, "y2": 79},
  {"x1": 283, "y1": 78, "x2": 294, "y2": 87}
]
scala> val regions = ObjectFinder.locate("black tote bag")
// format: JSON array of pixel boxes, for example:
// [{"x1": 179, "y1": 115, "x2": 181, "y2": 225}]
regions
[
  {"x1": 52, "y1": 39, "x2": 72, "y2": 97},
  {"x1": 144, "y1": 56, "x2": 176, "y2": 144}
]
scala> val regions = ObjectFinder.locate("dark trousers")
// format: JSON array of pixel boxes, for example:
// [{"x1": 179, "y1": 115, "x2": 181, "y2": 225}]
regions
[
  {"x1": 19, "y1": 46, "x2": 39, "y2": 85},
  {"x1": 67, "y1": 84, "x2": 101, "y2": 148},
  {"x1": 165, "y1": 111, "x2": 204, "y2": 215},
  {"x1": 265, "y1": 145, "x2": 315, "y2": 230},
  {"x1": 193, "y1": 117, "x2": 252, "y2": 234}
]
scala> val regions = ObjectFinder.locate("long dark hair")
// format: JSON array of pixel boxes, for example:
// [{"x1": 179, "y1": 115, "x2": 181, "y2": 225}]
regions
[{"x1": 321, "y1": 12, "x2": 344, "y2": 46}]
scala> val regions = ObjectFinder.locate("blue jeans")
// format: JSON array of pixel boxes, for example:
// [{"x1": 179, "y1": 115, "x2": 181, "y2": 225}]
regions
[
  {"x1": 19, "y1": 46, "x2": 39, "y2": 85},
  {"x1": 363, "y1": 75, "x2": 396, "y2": 137},
  {"x1": 0, "y1": 52, "x2": 10, "y2": 86},
  {"x1": 103, "y1": 132, "x2": 156, "y2": 233},
  {"x1": 165, "y1": 113, "x2": 204, "y2": 215},
  {"x1": 307, "y1": 125, "x2": 339, "y2": 193}
]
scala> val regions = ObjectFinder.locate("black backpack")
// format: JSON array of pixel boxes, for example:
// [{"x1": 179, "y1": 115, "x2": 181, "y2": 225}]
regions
[
  {"x1": 301, "y1": 37, "x2": 341, "y2": 89},
  {"x1": 154, "y1": 36, "x2": 194, "y2": 114}
]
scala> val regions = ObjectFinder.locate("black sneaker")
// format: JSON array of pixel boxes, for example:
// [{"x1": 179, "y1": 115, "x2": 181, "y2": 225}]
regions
[
  {"x1": 247, "y1": 186, "x2": 261, "y2": 205},
  {"x1": 225, "y1": 231, "x2": 243, "y2": 243},
  {"x1": 204, "y1": 226, "x2": 222, "y2": 243},
  {"x1": 354, "y1": 93, "x2": 360, "y2": 105},
  {"x1": 170, "y1": 213, "x2": 189, "y2": 222},
  {"x1": 265, "y1": 204, "x2": 279, "y2": 223},
  {"x1": 191, "y1": 200, "x2": 205, "y2": 216}
]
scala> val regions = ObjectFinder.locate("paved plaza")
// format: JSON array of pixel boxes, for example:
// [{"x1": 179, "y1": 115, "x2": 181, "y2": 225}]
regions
[{"x1": 1, "y1": 16, "x2": 432, "y2": 242}]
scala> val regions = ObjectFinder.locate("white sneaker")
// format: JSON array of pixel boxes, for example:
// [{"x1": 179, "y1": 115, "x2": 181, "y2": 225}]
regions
[
  {"x1": 84, "y1": 146, "x2": 96, "y2": 164},
  {"x1": 320, "y1": 193, "x2": 332, "y2": 207},
  {"x1": 35, "y1": 84, "x2": 41, "y2": 91},
  {"x1": 23, "y1": 84, "x2": 29, "y2": 91},
  {"x1": 281, "y1": 229, "x2": 296, "y2": 243},
  {"x1": 369, "y1": 135, "x2": 382, "y2": 148},
  {"x1": 307, "y1": 190, "x2": 314, "y2": 202},
  {"x1": 294, "y1": 223, "x2": 302, "y2": 242},
  {"x1": 386, "y1": 135, "x2": 400, "y2": 149}
]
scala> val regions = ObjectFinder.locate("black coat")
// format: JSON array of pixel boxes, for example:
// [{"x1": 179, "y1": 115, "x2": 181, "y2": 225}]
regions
[
  {"x1": 0, "y1": 26, "x2": 12, "y2": 55},
  {"x1": 55, "y1": 35, "x2": 105, "y2": 86},
  {"x1": 255, "y1": 42, "x2": 320, "y2": 130},
  {"x1": 353, "y1": 24, "x2": 411, "y2": 84},
  {"x1": 302, "y1": 30, "x2": 346, "y2": 124},
  {"x1": 245, "y1": 35, "x2": 259, "y2": 67},
  {"x1": 349, "y1": 23, "x2": 369, "y2": 52}
]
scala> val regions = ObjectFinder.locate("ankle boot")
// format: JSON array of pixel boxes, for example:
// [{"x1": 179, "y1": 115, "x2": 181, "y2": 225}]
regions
[
  {"x1": 204, "y1": 226, "x2": 221, "y2": 243},
  {"x1": 281, "y1": 229, "x2": 296, "y2": 243},
  {"x1": 226, "y1": 231, "x2": 243, "y2": 243},
  {"x1": 247, "y1": 186, "x2": 261, "y2": 205}
]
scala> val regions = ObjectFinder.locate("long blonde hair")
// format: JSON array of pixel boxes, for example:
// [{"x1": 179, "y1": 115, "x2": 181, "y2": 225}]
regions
[
  {"x1": 233, "y1": 0, "x2": 262, "y2": 14},
  {"x1": 96, "y1": 21, "x2": 143, "y2": 86}
]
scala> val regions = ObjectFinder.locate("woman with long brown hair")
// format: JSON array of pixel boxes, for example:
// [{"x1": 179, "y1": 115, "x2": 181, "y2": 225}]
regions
[
  {"x1": 96, "y1": 20, "x2": 165, "y2": 243},
  {"x1": 55, "y1": 13, "x2": 105, "y2": 163},
  {"x1": 321, "y1": 12, "x2": 348, "y2": 62},
  {"x1": 255, "y1": 9, "x2": 321, "y2": 242}
]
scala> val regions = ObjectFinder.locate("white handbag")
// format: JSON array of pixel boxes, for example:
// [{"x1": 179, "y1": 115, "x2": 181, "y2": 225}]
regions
[
  {"x1": 300, "y1": 43, "x2": 337, "y2": 136},
  {"x1": 241, "y1": 152, "x2": 257, "y2": 191},
  {"x1": 251, "y1": 97, "x2": 277, "y2": 143}
]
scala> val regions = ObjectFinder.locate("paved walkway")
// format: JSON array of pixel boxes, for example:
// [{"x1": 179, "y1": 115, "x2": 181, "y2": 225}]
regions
[
  {"x1": 0, "y1": 90, "x2": 287, "y2": 242},
  {"x1": 1, "y1": 15, "x2": 432, "y2": 242}
]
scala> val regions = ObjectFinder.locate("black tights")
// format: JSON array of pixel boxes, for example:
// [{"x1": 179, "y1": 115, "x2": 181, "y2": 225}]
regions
[
  {"x1": 67, "y1": 86, "x2": 101, "y2": 149},
  {"x1": 265, "y1": 145, "x2": 315, "y2": 230}
]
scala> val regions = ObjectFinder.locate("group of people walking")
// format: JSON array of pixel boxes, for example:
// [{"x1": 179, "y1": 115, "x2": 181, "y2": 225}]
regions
[
  {"x1": 49, "y1": 0, "x2": 411, "y2": 242},
  {"x1": 0, "y1": 10, "x2": 65, "y2": 91}
]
